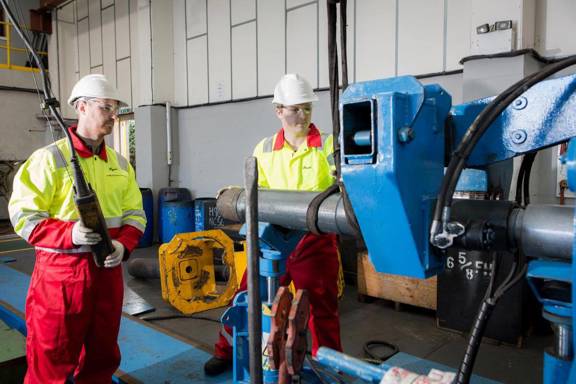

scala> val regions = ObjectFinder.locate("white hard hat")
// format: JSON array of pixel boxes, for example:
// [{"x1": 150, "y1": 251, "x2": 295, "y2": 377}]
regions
[
  {"x1": 68, "y1": 74, "x2": 126, "y2": 106},
  {"x1": 272, "y1": 73, "x2": 318, "y2": 106}
]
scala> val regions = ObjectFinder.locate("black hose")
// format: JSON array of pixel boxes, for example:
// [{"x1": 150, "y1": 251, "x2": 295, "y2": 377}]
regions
[
  {"x1": 456, "y1": 300, "x2": 496, "y2": 384},
  {"x1": 363, "y1": 340, "x2": 399, "y2": 363},
  {"x1": 433, "y1": 55, "x2": 576, "y2": 243}
]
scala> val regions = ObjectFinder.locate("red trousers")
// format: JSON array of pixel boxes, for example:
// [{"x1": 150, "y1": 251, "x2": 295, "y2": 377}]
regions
[
  {"x1": 214, "y1": 233, "x2": 342, "y2": 360},
  {"x1": 24, "y1": 249, "x2": 124, "y2": 384}
]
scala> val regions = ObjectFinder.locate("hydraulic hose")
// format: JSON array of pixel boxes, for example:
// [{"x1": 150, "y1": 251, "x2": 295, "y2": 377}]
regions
[{"x1": 431, "y1": 54, "x2": 576, "y2": 248}]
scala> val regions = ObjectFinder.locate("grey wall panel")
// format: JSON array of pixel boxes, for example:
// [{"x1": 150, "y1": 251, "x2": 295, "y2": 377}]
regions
[
  {"x1": 186, "y1": 0, "x2": 207, "y2": 38},
  {"x1": 102, "y1": 6, "x2": 117, "y2": 86},
  {"x1": 318, "y1": 0, "x2": 328, "y2": 88},
  {"x1": 187, "y1": 36, "x2": 209, "y2": 105},
  {"x1": 397, "y1": 0, "x2": 444, "y2": 76},
  {"x1": 78, "y1": 18, "x2": 91, "y2": 77},
  {"x1": 89, "y1": 0, "x2": 103, "y2": 67},
  {"x1": 535, "y1": 0, "x2": 576, "y2": 56},
  {"x1": 174, "y1": 0, "x2": 188, "y2": 106},
  {"x1": 151, "y1": 0, "x2": 174, "y2": 103},
  {"x1": 420, "y1": 71, "x2": 463, "y2": 104},
  {"x1": 287, "y1": 0, "x2": 316, "y2": 9},
  {"x1": 49, "y1": 14, "x2": 60, "y2": 99},
  {"x1": 57, "y1": 20, "x2": 79, "y2": 118},
  {"x1": 355, "y1": 0, "x2": 396, "y2": 81},
  {"x1": 257, "y1": 0, "x2": 285, "y2": 95},
  {"x1": 91, "y1": 65, "x2": 103, "y2": 74},
  {"x1": 130, "y1": 0, "x2": 139, "y2": 108},
  {"x1": 286, "y1": 4, "x2": 318, "y2": 87},
  {"x1": 102, "y1": 0, "x2": 115, "y2": 8},
  {"x1": 0, "y1": 91, "x2": 48, "y2": 160},
  {"x1": 231, "y1": 0, "x2": 256, "y2": 25},
  {"x1": 59, "y1": 1, "x2": 75, "y2": 22},
  {"x1": 318, "y1": 0, "x2": 356, "y2": 87},
  {"x1": 232, "y1": 22, "x2": 257, "y2": 99},
  {"x1": 446, "y1": 0, "x2": 471, "y2": 70},
  {"x1": 207, "y1": 0, "x2": 231, "y2": 102},
  {"x1": 77, "y1": 0, "x2": 89, "y2": 20},
  {"x1": 136, "y1": 0, "x2": 152, "y2": 105},
  {"x1": 117, "y1": 57, "x2": 132, "y2": 106},
  {"x1": 116, "y1": 0, "x2": 131, "y2": 59},
  {"x1": 176, "y1": 91, "x2": 333, "y2": 197}
]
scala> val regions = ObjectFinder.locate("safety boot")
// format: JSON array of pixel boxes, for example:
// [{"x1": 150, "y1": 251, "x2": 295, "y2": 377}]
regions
[{"x1": 204, "y1": 356, "x2": 232, "y2": 376}]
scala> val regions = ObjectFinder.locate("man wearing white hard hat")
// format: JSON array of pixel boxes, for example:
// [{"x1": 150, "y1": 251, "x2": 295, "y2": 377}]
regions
[
  {"x1": 9, "y1": 74, "x2": 146, "y2": 382},
  {"x1": 205, "y1": 73, "x2": 343, "y2": 376}
]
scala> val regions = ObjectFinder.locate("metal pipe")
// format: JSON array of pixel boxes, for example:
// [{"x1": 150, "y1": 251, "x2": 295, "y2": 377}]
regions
[
  {"x1": 266, "y1": 277, "x2": 277, "y2": 306},
  {"x1": 217, "y1": 188, "x2": 355, "y2": 236},
  {"x1": 315, "y1": 347, "x2": 389, "y2": 383},
  {"x1": 166, "y1": 102, "x2": 172, "y2": 166},
  {"x1": 353, "y1": 130, "x2": 371, "y2": 146},
  {"x1": 244, "y1": 157, "x2": 263, "y2": 384},
  {"x1": 512, "y1": 204, "x2": 574, "y2": 260},
  {"x1": 218, "y1": 189, "x2": 574, "y2": 260},
  {"x1": 554, "y1": 323, "x2": 573, "y2": 359}
]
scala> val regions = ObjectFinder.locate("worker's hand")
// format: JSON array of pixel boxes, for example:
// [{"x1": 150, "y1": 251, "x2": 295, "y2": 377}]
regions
[
  {"x1": 72, "y1": 220, "x2": 102, "y2": 246},
  {"x1": 104, "y1": 240, "x2": 124, "y2": 268}
]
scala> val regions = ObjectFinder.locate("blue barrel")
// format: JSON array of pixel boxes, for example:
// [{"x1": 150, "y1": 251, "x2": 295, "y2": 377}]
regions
[
  {"x1": 138, "y1": 188, "x2": 154, "y2": 247},
  {"x1": 160, "y1": 200, "x2": 195, "y2": 243},
  {"x1": 194, "y1": 197, "x2": 229, "y2": 231},
  {"x1": 158, "y1": 187, "x2": 192, "y2": 242}
]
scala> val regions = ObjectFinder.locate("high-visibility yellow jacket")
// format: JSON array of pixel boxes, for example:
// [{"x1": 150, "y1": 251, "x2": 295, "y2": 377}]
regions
[
  {"x1": 9, "y1": 126, "x2": 145, "y2": 256},
  {"x1": 253, "y1": 124, "x2": 335, "y2": 191}
]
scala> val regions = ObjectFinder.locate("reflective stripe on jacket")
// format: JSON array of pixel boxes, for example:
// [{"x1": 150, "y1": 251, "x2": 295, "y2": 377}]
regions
[
  {"x1": 9, "y1": 126, "x2": 145, "y2": 256},
  {"x1": 253, "y1": 124, "x2": 335, "y2": 191}
]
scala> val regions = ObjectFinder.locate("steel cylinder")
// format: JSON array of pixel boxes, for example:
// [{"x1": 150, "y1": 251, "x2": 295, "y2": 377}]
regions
[
  {"x1": 216, "y1": 188, "x2": 355, "y2": 236},
  {"x1": 511, "y1": 204, "x2": 574, "y2": 260}
]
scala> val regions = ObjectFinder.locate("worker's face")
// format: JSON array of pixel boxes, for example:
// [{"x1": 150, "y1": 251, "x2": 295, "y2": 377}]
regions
[
  {"x1": 276, "y1": 103, "x2": 312, "y2": 134},
  {"x1": 77, "y1": 98, "x2": 119, "y2": 137}
]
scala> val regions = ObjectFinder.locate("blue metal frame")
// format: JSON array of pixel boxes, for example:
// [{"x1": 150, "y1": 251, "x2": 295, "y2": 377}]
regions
[
  {"x1": 340, "y1": 76, "x2": 451, "y2": 278},
  {"x1": 452, "y1": 73, "x2": 576, "y2": 166}
]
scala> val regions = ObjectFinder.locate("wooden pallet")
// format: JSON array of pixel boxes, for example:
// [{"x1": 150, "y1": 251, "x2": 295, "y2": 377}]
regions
[{"x1": 357, "y1": 252, "x2": 437, "y2": 310}]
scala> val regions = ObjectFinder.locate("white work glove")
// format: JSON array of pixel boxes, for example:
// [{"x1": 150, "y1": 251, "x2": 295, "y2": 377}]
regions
[
  {"x1": 104, "y1": 240, "x2": 124, "y2": 268},
  {"x1": 72, "y1": 220, "x2": 102, "y2": 246}
]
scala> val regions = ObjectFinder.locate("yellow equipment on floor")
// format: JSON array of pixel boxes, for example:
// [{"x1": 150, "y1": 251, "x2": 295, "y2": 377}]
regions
[{"x1": 159, "y1": 229, "x2": 246, "y2": 314}]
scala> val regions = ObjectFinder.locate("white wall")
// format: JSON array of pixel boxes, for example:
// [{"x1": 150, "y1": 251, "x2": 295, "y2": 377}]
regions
[
  {"x1": 174, "y1": 72, "x2": 463, "y2": 197},
  {"x1": 47, "y1": 0, "x2": 576, "y2": 200},
  {"x1": 52, "y1": 0, "x2": 154, "y2": 118},
  {"x1": 51, "y1": 0, "x2": 576, "y2": 110}
]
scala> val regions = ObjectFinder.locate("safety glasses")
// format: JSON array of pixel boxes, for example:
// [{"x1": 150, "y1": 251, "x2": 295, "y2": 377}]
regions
[
  {"x1": 281, "y1": 104, "x2": 312, "y2": 116},
  {"x1": 84, "y1": 98, "x2": 119, "y2": 115}
]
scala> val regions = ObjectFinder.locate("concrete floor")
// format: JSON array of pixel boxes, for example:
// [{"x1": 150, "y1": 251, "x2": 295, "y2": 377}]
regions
[{"x1": 1, "y1": 238, "x2": 550, "y2": 383}]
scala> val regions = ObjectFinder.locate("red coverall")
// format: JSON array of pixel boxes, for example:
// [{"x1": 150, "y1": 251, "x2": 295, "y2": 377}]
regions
[{"x1": 9, "y1": 127, "x2": 145, "y2": 383}]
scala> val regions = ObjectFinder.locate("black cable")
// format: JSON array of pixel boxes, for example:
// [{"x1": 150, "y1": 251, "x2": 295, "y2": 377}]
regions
[
  {"x1": 363, "y1": 340, "x2": 399, "y2": 363},
  {"x1": 456, "y1": 249, "x2": 528, "y2": 384},
  {"x1": 459, "y1": 48, "x2": 563, "y2": 66},
  {"x1": 455, "y1": 252, "x2": 498, "y2": 384},
  {"x1": 432, "y1": 55, "x2": 576, "y2": 245}
]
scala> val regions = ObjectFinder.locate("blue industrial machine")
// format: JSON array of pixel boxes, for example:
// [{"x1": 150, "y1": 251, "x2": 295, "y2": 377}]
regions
[{"x1": 218, "y1": 62, "x2": 576, "y2": 383}]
